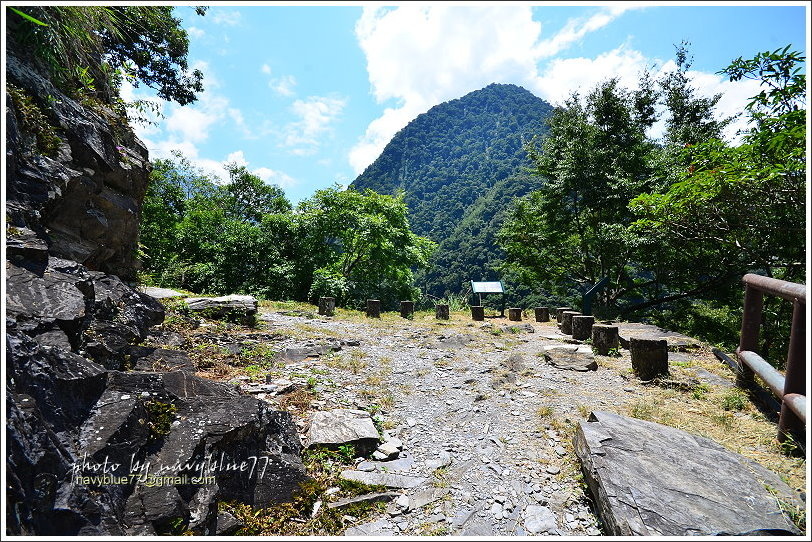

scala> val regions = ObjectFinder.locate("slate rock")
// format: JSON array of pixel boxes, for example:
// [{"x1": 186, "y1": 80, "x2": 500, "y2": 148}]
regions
[
  {"x1": 184, "y1": 295, "x2": 258, "y2": 324},
  {"x1": 326, "y1": 491, "x2": 400, "y2": 510},
  {"x1": 127, "y1": 346, "x2": 195, "y2": 373},
  {"x1": 356, "y1": 451, "x2": 416, "y2": 474},
  {"x1": 215, "y1": 511, "x2": 243, "y2": 535},
  {"x1": 308, "y1": 409, "x2": 380, "y2": 454},
  {"x1": 279, "y1": 340, "x2": 342, "y2": 362},
  {"x1": 339, "y1": 470, "x2": 427, "y2": 489},
  {"x1": 574, "y1": 411, "x2": 802, "y2": 536},
  {"x1": 344, "y1": 517, "x2": 397, "y2": 536},
  {"x1": 7, "y1": 50, "x2": 150, "y2": 279},
  {"x1": 615, "y1": 322, "x2": 701, "y2": 350},
  {"x1": 523, "y1": 504, "x2": 558, "y2": 534},
  {"x1": 138, "y1": 286, "x2": 188, "y2": 299},
  {"x1": 542, "y1": 345, "x2": 597, "y2": 371},
  {"x1": 409, "y1": 487, "x2": 450, "y2": 510}
]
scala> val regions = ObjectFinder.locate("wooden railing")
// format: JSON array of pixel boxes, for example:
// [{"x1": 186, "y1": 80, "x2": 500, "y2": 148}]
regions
[{"x1": 735, "y1": 274, "x2": 806, "y2": 442}]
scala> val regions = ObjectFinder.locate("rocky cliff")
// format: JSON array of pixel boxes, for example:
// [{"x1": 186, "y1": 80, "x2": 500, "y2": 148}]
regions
[{"x1": 5, "y1": 45, "x2": 307, "y2": 535}]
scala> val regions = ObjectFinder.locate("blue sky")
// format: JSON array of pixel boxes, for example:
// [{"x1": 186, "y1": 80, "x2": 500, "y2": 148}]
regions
[{"x1": 125, "y1": 1, "x2": 809, "y2": 204}]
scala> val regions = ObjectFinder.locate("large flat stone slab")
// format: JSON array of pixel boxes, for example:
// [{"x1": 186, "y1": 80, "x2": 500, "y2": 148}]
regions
[
  {"x1": 138, "y1": 286, "x2": 188, "y2": 299},
  {"x1": 542, "y1": 344, "x2": 597, "y2": 371},
  {"x1": 339, "y1": 470, "x2": 427, "y2": 489},
  {"x1": 308, "y1": 409, "x2": 380, "y2": 454},
  {"x1": 574, "y1": 411, "x2": 801, "y2": 536},
  {"x1": 184, "y1": 294, "x2": 258, "y2": 323},
  {"x1": 614, "y1": 322, "x2": 701, "y2": 350}
]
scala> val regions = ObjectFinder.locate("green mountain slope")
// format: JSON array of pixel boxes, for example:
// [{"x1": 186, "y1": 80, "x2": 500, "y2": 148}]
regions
[{"x1": 350, "y1": 83, "x2": 553, "y2": 297}]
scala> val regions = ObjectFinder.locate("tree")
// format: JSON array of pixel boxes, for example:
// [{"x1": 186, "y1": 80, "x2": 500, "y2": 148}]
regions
[
  {"x1": 299, "y1": 187, "x2": 436, "y2": 309},
  {"x1": 498, "y1": 77, "x2": 658, "y2": 312},
  {"x1": 659, "y1": 41, "x2": 731, "y2": 147},
  {"x1": 6, "y1": 5, "x2": 203, "y2": 105},
  {"x1": 629, "y1": 46, "x2": 805, "y2": 357},
  {"x1": 222, "y1": 164, "x2": 292, "y2": 224},
  {"x1": 631, "y1": 46, "x2": 805, "y2": 289}
]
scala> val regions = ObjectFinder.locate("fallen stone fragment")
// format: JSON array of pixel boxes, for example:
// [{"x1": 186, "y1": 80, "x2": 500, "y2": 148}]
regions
[
  {"x1": 326, "y1": 491, "x2": 400, "y2": 510},
  {"x1": 409, "y1": 487, "x2": 450, "y2": 510},
  {"x1": 425, "y1": 450, "x2": 452, "y2": 471},
  {"x1": 127, "y1": 346, "x2": 195, "y2": 373},
  {"x1": 615, "y1": 322, "x2": 701, "y2": 350},
  {"x1": 339, "y1": 470, "x2": 427, "y2": 489},
  {"x1": 376, "y1": 440, "x2": 402, "y2": 459},
  {"x1": 308, "y1": 409, "x2": 380, "y2": 454},
  {"x1": 278, "y1": 341, "x2": 342, "y2": 362},
  {"x1": 356, "y1": 452, "x2": 416, "y2": 474},
  {"x1": 138, "y1": 286, "x2": 188, "y2": 299},
  {"x1": 574, "y1": 410, "x2": 802, "y2": 536},
  {"x1": 184, "y1": 294, "x2": 258, "y2": 324},
  {"x1": 344, "y1": 517, "x2": 397, "y2": 536},
  {"x1": 215, "y1": 511, "x2": 244, "y2": 535},
  {"x1": 523, "y1": 505, "x2": 558, "y2": 534},
  {"x1": 542, "y1": 345, "x2": 597, "y2": 371}
]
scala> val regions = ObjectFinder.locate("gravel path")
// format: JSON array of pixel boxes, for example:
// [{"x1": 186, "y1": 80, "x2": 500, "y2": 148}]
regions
[{"x1": 250, "y1": 310, "x2": 646, "y2": 536}]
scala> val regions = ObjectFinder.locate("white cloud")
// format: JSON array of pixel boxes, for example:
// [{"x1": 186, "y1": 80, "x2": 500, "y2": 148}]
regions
[
  {"x1": 187, "y1": 26, "x2": 205, "y2": 39},
  {"x1": 254, "y1": 167, "x2": 298, "y2": 189},
  {"x1": 261, "y1": 63, "x2": 272, "y2": 75},
  {"x1": 270, "y1": 75, "x2": 297, "y2": 97},
  {"x1": 225, "y1": 150, "x2": 248, "y2": 167},
  {"x1": 351, "y1": 4, "x2": 551, "y2": 174},
  {"x1": 531, "y1": 46, "x2": 651, "y2": 105},
  {"x1": 164, "y1": 93, "x2": 229, "y2": 143},
  {"x1": 350, "y1": 5, "x2": 762, "y2": 173},
  {"x1": 535, "y1": 5, "x2": 636, "y2": 59},
  {"x1": 283, "y1": 96, "x2": 346, "y2": 155},
  {"x1": 210, "y1": 9, "x2": 242, "y2": 26}
]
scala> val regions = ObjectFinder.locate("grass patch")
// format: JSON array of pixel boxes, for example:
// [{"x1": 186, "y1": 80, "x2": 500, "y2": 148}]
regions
[
  {"x1": 720, "y1": 389, "x2": 748, "y2": 411},
  {"x1": 537, "y1": 405, "x2": 554, "y2": 418}
]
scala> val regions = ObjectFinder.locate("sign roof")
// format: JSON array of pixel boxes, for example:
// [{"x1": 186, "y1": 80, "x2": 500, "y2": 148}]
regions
[{"x1": 471, "y1": 281, "x2": 504, "y2": 293}]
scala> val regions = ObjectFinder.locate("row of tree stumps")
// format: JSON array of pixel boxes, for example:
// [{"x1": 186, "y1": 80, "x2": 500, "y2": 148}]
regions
[{"x1": 550, "y1": 306, "x2": 669, "y2": 380}]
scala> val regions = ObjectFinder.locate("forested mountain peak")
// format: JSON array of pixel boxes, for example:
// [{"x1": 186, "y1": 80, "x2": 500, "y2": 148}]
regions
[
  {"x1": 350, "y1": 83, "x2": 553, "y2": 296},
  {"x1": 351, "y1": 83, "x2": 553, "y2": 241}
]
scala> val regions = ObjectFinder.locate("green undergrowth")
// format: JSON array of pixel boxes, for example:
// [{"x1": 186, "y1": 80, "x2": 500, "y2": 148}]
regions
[{"x1": 219, "y1": 445, "x2": 388, "y2": 535}]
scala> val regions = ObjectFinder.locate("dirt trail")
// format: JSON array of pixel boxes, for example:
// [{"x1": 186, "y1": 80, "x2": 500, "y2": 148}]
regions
[{"x1": 255, "y1": 309, "x2": 650, "y2": 536}]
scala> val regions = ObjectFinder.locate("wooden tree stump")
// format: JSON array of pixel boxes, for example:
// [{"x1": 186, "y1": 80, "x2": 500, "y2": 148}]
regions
[
  {"x1": 400, "y1": 301, "x2": 414, "y2": 318},
  {"x1": 572, "y1": 315, "x2": 595, "y2": 340},
  {"x1": 366, "y1": 299, "x2": 381, "y2": 318},
  {"x1": 560, "y1": 310, "x2": 581, "y2": 335},
  {"x1": 318, "y1": 296, "x2": 335, "y2": 317},
  {"x1": 630, "y1": 337, "x2": 669, "y2": 380},
  {"x1": 508, "y1": 307, "x2": 522, "y2": 321},
  {"x1": 592, "y1": 324, "x2": 620, "y2": 355},
  {"x1": 471, "y1": 305, "x2": 485, "y2": 321},
  {"x1": 556, "y1": 307, "x2": 573, "y2": 321},
  {"x1": 534, "y1": 307, "x2": 550, "y2": 322},
  {"x1": 435, "y1": 304, "x2": 449, "y2": 320}
]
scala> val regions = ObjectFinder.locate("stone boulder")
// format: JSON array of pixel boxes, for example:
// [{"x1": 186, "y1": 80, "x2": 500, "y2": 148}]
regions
[
  {"x1": 6, "y1": 256, "x2": 165, "y2": 370},
  {"x1": 6, "y1": 50, "x2": 150, "y2": 280},
  {"x1": 184, "y1": 295, "x2": 258, "y2": 325},
  {"x1": 7, "y1": 329, "x2": 308, "y2": 535},
  {"x1": 542, "y1": 344, "x2": 597, "y2": 371},
  {"x1": 5, "y1": 34, "x2": 311, "y2": 536},
  {"x1": 307, "y1": 409, "x2": 380, "y2": 455},
  {"x1": 573, "y1": 411, "x2": 802, "y2": 536}
]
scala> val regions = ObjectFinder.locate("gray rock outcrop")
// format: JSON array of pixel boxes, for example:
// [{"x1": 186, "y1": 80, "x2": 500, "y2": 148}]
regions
[
  {"x1": 542, "y1": 345, "x2": 597, "y2": 371},
  {"x1": 184, "y1": 294, "x2": 258, "y2": 324},
  {"x1": 573, "y1": 411, "x2": 802, "y2": 536},
  {"x1": 5, "y1": 42, "x2": 307, "y2": 536},
  {"x1": 307, "y1": 409, "x2": 380, "y2": 454}
]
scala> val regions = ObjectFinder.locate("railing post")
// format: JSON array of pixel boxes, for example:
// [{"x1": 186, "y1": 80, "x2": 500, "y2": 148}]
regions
[
  {"x1": 736, "y1": 282, "x2": 763, "y2": 388},
  {"x1": 778, "y1": 298, "x2": 806, "y2": 442}
]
